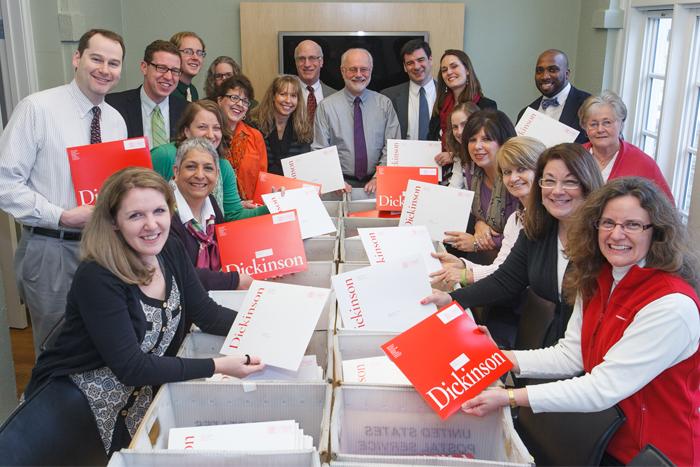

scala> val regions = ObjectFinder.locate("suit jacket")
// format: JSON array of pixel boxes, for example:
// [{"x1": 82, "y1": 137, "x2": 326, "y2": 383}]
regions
[
  {"x1": 517, "y1": 85, "x2": 590, "y2": 144},
  {"x1": 320, "y1": 81, "x2": 336, "y2": 101},
  {"x1": 381, "y1": 80, "x2": 438, "y2": 139},
  {"x1": 105, "y1": 86, "x2": 188, "y2": 141}
]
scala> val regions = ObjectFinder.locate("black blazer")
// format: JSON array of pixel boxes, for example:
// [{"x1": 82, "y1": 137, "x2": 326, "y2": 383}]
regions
[
  {"x1": 517, "y1": 85, "x2": 591, "y2": 144},
  {"x1": 105, "y1": 86, "x2": 188, "y2": 141},
  {"x1": 381, "y1": 80, "x2": 439, "y2": 139}
]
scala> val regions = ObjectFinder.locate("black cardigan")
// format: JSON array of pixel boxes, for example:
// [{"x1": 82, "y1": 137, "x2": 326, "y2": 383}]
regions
[
  {"x1": 449, "y1": 223, "x2": 573, "y2": 347},
  {"x1": 26, "y1": 236, "x2": 235, "y2": 396},
  {"x1": 169, "y1": 195, "x2": 240, "y2": 291},
  {"x1": 262, "y1": 122, "x2": 311, "y2": 175}
]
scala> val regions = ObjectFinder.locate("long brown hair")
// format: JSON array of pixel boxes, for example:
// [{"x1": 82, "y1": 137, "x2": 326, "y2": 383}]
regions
[
  {"x1": 433, "y1": 49, "x2": 483, "y2": 117},
  {"x1": 249, "y1": 75, "x2": 313, "y2": 143},
  {"x1": 523, "y1": 143, "x2": 603, "y2": 241},
  {"x1": 564, "y1": 176, "x2": 700, "y2": 303},
  {"x1": 81, "y1": 167, "x2": 175, "y2": 285},
  {"x1": 444, "y1": 101, "x2": 480, "y2": 162},
  {"x1": 173, "y1": 100, "x2": 231, "y2": 160}
]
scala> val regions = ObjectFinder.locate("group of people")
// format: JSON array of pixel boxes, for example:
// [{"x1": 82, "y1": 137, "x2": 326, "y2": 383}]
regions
[{"x1": 0, "y1": 27, "x2": 697, "y2": 465}]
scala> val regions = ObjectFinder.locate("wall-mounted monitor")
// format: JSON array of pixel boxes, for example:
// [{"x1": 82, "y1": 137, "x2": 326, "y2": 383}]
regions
[{"x1": 279, "y1": 32, "x2": 429, "y2": 92}]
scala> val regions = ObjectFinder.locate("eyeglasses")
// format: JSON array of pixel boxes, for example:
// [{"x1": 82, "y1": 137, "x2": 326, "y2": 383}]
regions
[
  {"x1": 179, "y1": 48, "x2": 207, "y2": 58},
  {"x1": 594, "y1": 218, "x2": 654, "y2": 233},
  {"x1": 222, "y1": 94, "x2": 250, "y2": 107},
  {"x1": 538, "y1": 178, "x2": 581, "y2": 190},
  {"x1": 295, "y1": 55, "x2": 322, "y2": 63},
  {"x1": 343, "y1": 66, "x2": 371, "y2": 75},
  {"x1": 586, "y1": 120, "x2": 616, "y2": 130},
  {"x1": 214, "y1": 72, "x2": 234, "y2": 81},
  {"x1": 147, "y1": 62, "x2": 182, "y2": 77}
]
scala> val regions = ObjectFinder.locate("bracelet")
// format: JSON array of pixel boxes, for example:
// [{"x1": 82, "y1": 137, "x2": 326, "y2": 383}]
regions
[
  {"x1": 473, "y1": 240, "x2": 479, "y2": 252},
  {"x1": 507, "y1": 388, "x2": 517, "y2": 409},
  {"x1": 460, "y1": 268, "x2": 467, "y2": 287}
]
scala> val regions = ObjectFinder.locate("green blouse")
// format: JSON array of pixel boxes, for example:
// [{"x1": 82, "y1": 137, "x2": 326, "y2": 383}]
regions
[{"x1": 150, "y1": 142, "x2": 268, "y2": 221}]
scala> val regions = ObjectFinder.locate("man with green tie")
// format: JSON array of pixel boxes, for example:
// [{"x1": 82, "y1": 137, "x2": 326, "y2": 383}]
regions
[{"x1": 106, "y1": 40, "x2": 188, "y2": 148}]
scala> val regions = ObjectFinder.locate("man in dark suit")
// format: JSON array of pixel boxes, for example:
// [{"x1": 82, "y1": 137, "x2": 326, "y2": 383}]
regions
[
  {"x1": 381, "y1": 39, "x2": 436, "y2": 140},
  {"x1": 517, "y1": 49, "x2": 590, "y2": 144},
  {"x1": 106, "y1": 40, "x2": 187, "y2": 148},
  {"x1": 294, "y1": 40, "x2": 335, "y2": 123}
]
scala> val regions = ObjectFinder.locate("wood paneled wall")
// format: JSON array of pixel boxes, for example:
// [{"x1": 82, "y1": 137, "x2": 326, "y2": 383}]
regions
[{"x1": 240, "y1": 2, "x2": 465, "y2": 96}]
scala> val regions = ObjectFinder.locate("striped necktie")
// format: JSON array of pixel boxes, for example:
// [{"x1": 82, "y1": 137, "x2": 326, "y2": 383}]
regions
[{"x1": 151, "y1": 106, "x2": 168, "y2": 148}]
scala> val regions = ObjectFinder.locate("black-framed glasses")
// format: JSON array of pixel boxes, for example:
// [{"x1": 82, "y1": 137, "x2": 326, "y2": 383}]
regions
[
  {"x1": 214, "y1": 72, "x2": 234, "y2": 81},
  {"x1": 179, "y1": 48, "x2": 207, "y2": 58},
  {"x1": 147, "y1": 62, "x2": 182, "y2": 77},
  {"x1": 222, "y1": 94, "x2": 250, "y2": 107},
  {"x1": 594, "y1": 218, "x2": 654, "y2": 233}
]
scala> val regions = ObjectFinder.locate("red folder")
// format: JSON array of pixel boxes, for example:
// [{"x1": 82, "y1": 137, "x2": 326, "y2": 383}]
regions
[
  {"x1": 347, "y1": 209, "x2": 401, "y2": 219},
  {"x1": 376, "y1": 166, "x2": 439, "y2": 212},
  {"x1": 67, "y1": 137, "x2": 152, "y2": 206},
  {"x1": 382, "y1": 301, "x2": 512, "y2": 420},
  {"x1": 252, "y1": 172, "x2": 322, "y2": 205},
  {"x1": 215, "y1": 210, "x2": 308, "y2": 279}
]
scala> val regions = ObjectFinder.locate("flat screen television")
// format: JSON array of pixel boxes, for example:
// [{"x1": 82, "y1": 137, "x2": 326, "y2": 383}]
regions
[{"x1": 279, "y1": 32, "x2": 429, "y2": 92}]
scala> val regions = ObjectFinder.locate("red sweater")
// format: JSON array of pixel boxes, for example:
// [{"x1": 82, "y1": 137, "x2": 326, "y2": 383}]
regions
[
  {"x1": 581, "y1": 264, "x2": 700, "y2": 465},
  {"x1": 584, "y1": 140, "x2": 674, "y2": 202}
]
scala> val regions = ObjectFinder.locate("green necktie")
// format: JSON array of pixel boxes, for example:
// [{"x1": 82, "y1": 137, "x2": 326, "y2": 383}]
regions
[{"x1": 151, "y1": 106, "x2": 168, "y2": 148}]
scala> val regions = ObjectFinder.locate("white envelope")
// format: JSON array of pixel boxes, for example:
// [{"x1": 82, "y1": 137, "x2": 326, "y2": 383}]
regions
[
  {"x1": 332, "y1": 254, "x2": 436, "y2": 332},
  {"x1": 219, "y1": 281, "x2": 330, "y2": 371},
  {"x1": 262, "y1": 187, "x2": 336, "y2": 239},
  {"x1": 386, "y1": 139, "x2": 442, "y2": 176},
  {"x1": 168, "y1": 420, "x2": 309, "y2": 451},
  {"x1": 515, "y1": 107, "x2": 580, "y2": 147},
  {"x1": 398, "y1": 180, "x2": 474, "y2": 242},
  {"x1": 282, "y1": 146, "x2": 345, "y2": 193},
  {"x1": 342, "y1": 356, "x2": 411, "y2": 385},
  {"x1": 358, "y1": 225, "x2": 441, "y2": 274}
]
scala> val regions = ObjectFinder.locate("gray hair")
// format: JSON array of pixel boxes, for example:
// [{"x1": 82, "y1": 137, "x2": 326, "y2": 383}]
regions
[
  {"x1": 578, "y1": 90, "x2": 627, "y2": 134},
  {"x1": 341, "y1": 48, "x2": 373, "y2": 68},
  {"x1": 174, "y1": 137, "x2": 220, "y2": 168}
]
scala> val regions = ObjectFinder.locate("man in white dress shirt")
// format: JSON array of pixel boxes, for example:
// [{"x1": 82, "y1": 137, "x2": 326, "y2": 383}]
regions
[
  {"x1": 381, "y1": 39, "x2": 436, "y2": 140},
  {"x1": 0, "y1": 29, "x2": 128, "y2": 353},
  {"x1": 294, "y1": 40, "x2": 335, "y2": 123}
]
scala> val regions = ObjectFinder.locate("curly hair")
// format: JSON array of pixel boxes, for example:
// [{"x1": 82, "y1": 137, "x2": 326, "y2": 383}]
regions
[
  {"x1": 523, "y1": 143, "x2": 603, "y2": 241},
  {"x1": 249, "y1": 75, "x2": 313, "y2": 143},
  {"x1": 204, "y1": 56, "x2": 242, "y2": 98},
  {"x1": 564, "y1": 176, "x2": 700, "y2": 303}
]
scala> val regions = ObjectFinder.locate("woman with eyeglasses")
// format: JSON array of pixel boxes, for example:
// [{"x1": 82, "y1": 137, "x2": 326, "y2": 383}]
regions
[
  {"x1": 204, "y1": 56, "x2": 241, "y2": 99},
  {"x1": 579, "y1": 90, "x2": 673, "y2": 201},
  {"x1": 249, "y1": 75, "x2": 313, "y2": 175},
  {"x1": 460, "y1": 177, "x2": 699, "y2": 467},
  {"x1": 423, "y1": 143, "x2": 604, "y2": 348},
  {"x1": 151, "y1": 100, "x2": 268, "y2": 221},
  {"x1": 216, "y1": 75, "x2": 267, "y2": 201}
]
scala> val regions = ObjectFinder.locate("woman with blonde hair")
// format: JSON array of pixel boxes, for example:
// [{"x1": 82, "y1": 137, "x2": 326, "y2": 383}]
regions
[
  {"x1": 249, "y1": 75, "x2": 313, "y2": 175},
  {"x1": 20, "y1": 167, "x2": 263, "y2": 458}
]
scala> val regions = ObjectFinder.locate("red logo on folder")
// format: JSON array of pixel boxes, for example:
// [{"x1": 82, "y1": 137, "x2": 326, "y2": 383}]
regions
[
  {"x1": 381, "y1": 301, "x2": 512, "y2": 419},
  {"x1": 252, "y1": 172, "x2": 322, "y2": 205},
  {"x1": 376, "y1": 166, "x2": 438, "y2": 212},
  {"x1": 67, "y1": 137, "x2": 153, "y2": 206},
  {"x1": 215, "y1": 210, "x2": 308, "y2": 279}
]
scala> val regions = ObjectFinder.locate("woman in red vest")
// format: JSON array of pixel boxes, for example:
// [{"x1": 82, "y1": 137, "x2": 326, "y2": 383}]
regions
[{"x1": 462, "y1": 177, "x2": 700, "y2": 465}]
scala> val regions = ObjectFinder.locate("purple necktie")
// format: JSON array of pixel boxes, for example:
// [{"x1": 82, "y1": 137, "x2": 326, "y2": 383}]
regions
[
  {"x1": 353, "y1": 97, "x2": 368, "y2": 180},
  {"x1": 90, "y1": 106, "x2": 101, "y2": 144}
]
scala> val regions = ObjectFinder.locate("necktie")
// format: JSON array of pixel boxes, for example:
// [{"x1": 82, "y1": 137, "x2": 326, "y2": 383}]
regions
[
  {"x1": 89, "y1": 106, "x2": 101, "y2": 144},
  {"x1": 307, "y1": 86, "x2": 317, "y2": 123},
  {"x1": 418, "y1": 86, "x2": 429, "y2": 140},
  {"x1": 151, "y1": 106, "x2": 168, "y2": 148},
  {"x1": 353, "y1": 97, "x2": 368, "y2": 180},
  {"x1": 186, "y1": 87, "x2": 192, "y2": 102},
  {"x1": 541, "y1": 97, "x2": 559, "y2": 110}
]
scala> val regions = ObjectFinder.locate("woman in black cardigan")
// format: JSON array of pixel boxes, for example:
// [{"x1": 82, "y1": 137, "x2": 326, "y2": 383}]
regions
[
  {"x1": 23, "y1": 167, "x2": 263, "y2": 457},
  {"x1": 423, "y1": 144, "x2": 603, "y2": 347},
  {"x1": 169, "y1": 137, "x2": 253, "y2": 291}
]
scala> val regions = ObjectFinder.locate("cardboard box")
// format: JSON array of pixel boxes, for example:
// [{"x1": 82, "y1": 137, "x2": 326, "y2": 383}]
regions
[
  {"x1": 341, "y1": 237, "x2": 370, "y2": 263},
  {"x1": 329, "y1": 386, "x2": 531, "y2": 465},
  {"x1": 177, "y1": 330, "x2": 332, "y2": 382},
  {"x1": 333, "y1": 331, "x2": 401, "y2": 385},
  {"x1": 329, "y1": 456, "x2": 526, "y2": 466},
  {"x1": 341, "y1": 218, "x2": 401, "y2": 240},
  {"x1": 323, "y1": 201, "x2": 343, "y2": 218},
  {"x1": 109, "y1": 449, "x2": 321, "y2": 467},
  {"x1": 304, "y1": 237, "x2": 339, "y2": 262},
  {"x1": 130, "y1": 382, "x2": 332, "y2": 460}
]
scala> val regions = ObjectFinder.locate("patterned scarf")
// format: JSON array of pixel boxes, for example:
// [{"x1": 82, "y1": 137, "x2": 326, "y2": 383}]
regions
[
  {"x1": 465, "y1": 163, "x2": 510, "y2": 233},
  {"x1": 184, "y1": 214, "x2": 221, "y2": 271}
]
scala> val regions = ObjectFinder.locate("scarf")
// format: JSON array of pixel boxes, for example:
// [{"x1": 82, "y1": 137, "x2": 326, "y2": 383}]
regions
[
  {"x1": 184, "y1": 214, "x2": 221, "y2": 271},
  {"x1": 465, "y1": 163, "x2": 510, "y2": 233}
]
